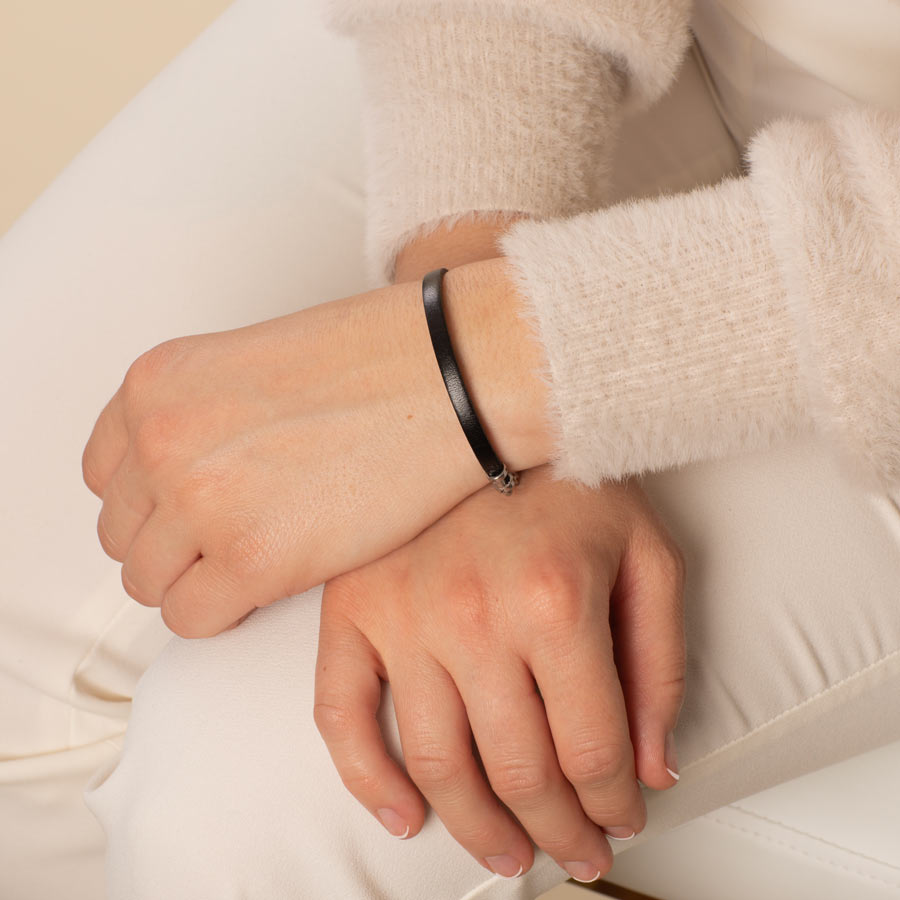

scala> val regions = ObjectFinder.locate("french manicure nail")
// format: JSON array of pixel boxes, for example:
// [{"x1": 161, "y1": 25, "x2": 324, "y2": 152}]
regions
[
  {"x1": 376, "y1": 807, "x2": 409, "y2": 839},
  {"x1": 665, "y1": 731, "x2": 680, "y2": 781},
  {"x1": 602, "y1": 826, "x2": 636, "y2": 840},
  {"x1": 485, "y1": 854, "x2": 524, "y2": 878},
  {"x1": 563, "y1": 860, "x2": 602, "y2": 883}
]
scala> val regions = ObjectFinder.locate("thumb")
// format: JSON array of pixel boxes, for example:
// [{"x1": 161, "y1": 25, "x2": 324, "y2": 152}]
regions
[{"x1": 609, "y1": 530, "x2": 687, "y2": 790}]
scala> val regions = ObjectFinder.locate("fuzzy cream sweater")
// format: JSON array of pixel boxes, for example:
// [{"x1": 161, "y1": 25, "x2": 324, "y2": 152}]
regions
[{"x1": 324, "y1": 0, "x2": 900, "y2": 493}]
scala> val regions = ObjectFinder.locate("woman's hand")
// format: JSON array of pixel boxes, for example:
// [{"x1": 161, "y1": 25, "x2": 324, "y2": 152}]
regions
[
  {"x1": 81, "y1": 259, "x2": 550, "y2": 638},
  {"x1": 314, "y1": 464, "x2": 686, "y2": 884}
]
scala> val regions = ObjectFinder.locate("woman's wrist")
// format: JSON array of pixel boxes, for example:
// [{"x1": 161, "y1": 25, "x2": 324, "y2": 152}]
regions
[
  {"x1": 433, "y1": 256, "x2": 553, "y2": 475},
  {"x1": 392, "y1": 213, "x2": 554, "y2": 477}
]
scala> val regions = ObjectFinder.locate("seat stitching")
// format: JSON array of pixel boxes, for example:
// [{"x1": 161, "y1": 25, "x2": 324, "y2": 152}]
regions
[
  {"x1": 705, "y1": 812, "x2": 900, "y2": 889},
  {"x1": 726, "y1": 804, "x2": 900, "y2": 873},
  {"x1": 682, "y1": 646, "x2": 900, "y2": 771}
]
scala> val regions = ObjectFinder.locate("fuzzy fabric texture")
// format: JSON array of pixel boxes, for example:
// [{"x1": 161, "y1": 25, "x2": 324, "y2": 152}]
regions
[
  {"x1": 322, "y1": 0, "x2": 693, "y2": 285},
  {"x1": 323, "y1": 1, "x2": 899, "y2": 491},
  {"x1": 498, "y1": 177, "x2": 813, "y2": 485},
  {"x1": 747, "y1": 107, "x2": 900, "y2": 493},
  {"x1": 499, "y1": 107, "x2": 900, "y2": 491}
]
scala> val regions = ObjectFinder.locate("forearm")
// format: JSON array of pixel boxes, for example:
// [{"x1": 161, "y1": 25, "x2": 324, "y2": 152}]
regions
[{"x1": 442, "y1": 107, "x2": 900, "y2": 492}]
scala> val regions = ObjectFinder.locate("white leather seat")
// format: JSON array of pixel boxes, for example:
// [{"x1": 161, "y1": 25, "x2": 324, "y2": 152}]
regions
[{"x1": 605, "y1": 737, "x2": 900, "y2": 899}]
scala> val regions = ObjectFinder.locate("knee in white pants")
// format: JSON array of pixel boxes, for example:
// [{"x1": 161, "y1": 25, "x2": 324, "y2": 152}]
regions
[{"x1": 85, "y1": 586, "x2": 569, "y2": 899}]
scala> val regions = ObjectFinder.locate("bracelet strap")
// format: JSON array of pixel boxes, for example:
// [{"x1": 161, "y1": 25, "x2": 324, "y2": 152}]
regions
[{"x1": 422, "y1": 267, "x2": 519, "y2": 495}]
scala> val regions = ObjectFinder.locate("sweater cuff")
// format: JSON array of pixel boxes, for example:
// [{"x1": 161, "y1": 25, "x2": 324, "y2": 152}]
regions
[
  {"x1": 498, "y1": 177, "x2": 812, "y2": 486},
  {"x1": 747, "y1": 109, "x2": 900, "y2": 492},
  {"x1": 323, "y1": 1, "x2": 692, "y2": 286}
]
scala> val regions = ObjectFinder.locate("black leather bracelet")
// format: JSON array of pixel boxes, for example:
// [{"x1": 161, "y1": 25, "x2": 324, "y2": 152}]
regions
[{"x1": 421, "y1": 267, "x2": 519, "y2": 495}]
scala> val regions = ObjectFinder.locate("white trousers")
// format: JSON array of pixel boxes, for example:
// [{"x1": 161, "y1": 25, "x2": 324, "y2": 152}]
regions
[{"x1": 2, "y1": 1, "x2": 900, "y2": 898}]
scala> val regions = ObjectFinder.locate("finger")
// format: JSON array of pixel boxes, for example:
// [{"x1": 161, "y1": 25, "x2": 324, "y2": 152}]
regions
[
  {"x1": 121, "y1": 505, "x2": 200, "y2": 608},
  {"x1": 160, "y1": 556, "x2": 254, "y2": 638},
  {"x1": 96, "y1": 454, "x2": 154, "y2": 563},
  {"x1": 391, "y1": 655, "x2": 535, "y2": 880},
  {"x1": 457, "y1": 656, "x2": 615, "y2": 885},
  {"x1": 527, "y1": 592, "x2": 647, "y2": 841},
  {"x1": 314, "y1": 588, "x2": 424, "y2": 840},
  {"x1": 82, "y1": 390, "x2": 129, "y2": 498},
  {"x1": 610, "y1": 531, "x2": 687, "y2": 789}
]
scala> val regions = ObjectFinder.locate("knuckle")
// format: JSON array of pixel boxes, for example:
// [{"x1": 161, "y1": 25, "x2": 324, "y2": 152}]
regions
[
  {"x1": 443, "y1": 570, "x2": 495, "y2": 634},
  {"x1": 120, "y1": 565, "x2": 146, "y2": 605},
  {"x1": 490, "y1": 759, "x2": 553, "y2": 804},
  {"x1": 455, "y1": 820, "x2": 507, "y2": 850},
  {"x1": 405, "y1": 748, "x2": 466, "y2": 792},
  {"x1": 222, "y1": 524, "x2": 277, "y2": 581},
  {"x1": 96, "y1": 512, "x2": 124, "y2": 561},
  {"x1": 132, "y1": 408, "x2": 183, "y2": 471},
  {"x1": 536, "y1": 827, "x2": 585, "y2": 856},
  {"x1": 659, "y1": 541, "x2": 687, "y2": 590},
  {"x1": 522, "y1": 559, "x2": 586, "y2": 631},
  {"x1": 160, "y1": 597, "x2": 208, "y2": 639},
  {"x1": 173, "y1": 460, "x2": 230, "y2": 512},
  {"x1": 312, "y1": 700, "x2": 355, "y2": 741},
  {"x1": 323, "y1": 571, "x2": 376, "y2": 624},
  {"x1": 339, "y1": 765, "x2": 382, "y2": 798},
  {"x1": 81, "y1": 449, "x2": 104, "y2": 497},
  {"x1": 659, "y1": 671, "x2": 688, "y2": 714},
  {"x1": 124, "y1": 339, "x2": 185, "y2": 393},
  {"x1": 560, "y1": 740, "x2": 629, "y2": 786},
  {"x1": 527, "y1": 588, "x2": 583, "y2": 640}
]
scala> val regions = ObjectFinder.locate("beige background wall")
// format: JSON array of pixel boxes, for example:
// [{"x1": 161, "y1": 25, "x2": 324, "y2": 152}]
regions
[{"x1": 0, "y1": 0, "x2": 235, "y2": 235}]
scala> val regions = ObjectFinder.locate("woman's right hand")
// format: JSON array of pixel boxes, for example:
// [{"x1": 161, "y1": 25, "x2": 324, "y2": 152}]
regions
[{"x1": 314, "y1": 464, "x2": 686, "y2": 884}]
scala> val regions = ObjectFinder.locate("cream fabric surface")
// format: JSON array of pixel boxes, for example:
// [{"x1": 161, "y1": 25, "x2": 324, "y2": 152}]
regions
[{"x1": 1, "y1": 0, "x2": 899, "y2": 898}]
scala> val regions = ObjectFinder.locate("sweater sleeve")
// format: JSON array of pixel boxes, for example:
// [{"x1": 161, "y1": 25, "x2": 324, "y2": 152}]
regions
[
  {"x1": 322, "y1": 0, "x2": 693, "y2": 285},
  {"x1": 497, "y1": 105, "x2": 900, "y2": 492}
]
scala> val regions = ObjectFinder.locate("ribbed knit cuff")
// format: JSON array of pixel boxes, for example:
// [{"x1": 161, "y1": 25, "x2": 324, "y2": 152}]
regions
[
  {"x1": 498, "y1": 177, "x2": 813, "y2": 486},
  {"x1": 349, "y1": 12, "x2": 625, "y2": 286},
  {"x1": 747, "y1": 109, "x2": 900, "y2": 491}
]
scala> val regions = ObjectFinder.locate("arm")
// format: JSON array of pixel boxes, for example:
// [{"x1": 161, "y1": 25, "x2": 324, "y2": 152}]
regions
[
  {"x1": 324, "y1": 0, "x2": 694, "y2": 286},
  {"x1": 327, "y1": 2, "x2": 898, "y2": 492},
  {"x1": 490, "y1": 105, "x2": 900, "y2": 492}
]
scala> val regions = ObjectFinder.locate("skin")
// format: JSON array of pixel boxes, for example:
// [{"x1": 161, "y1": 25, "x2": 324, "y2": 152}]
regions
[
  {"x1": 317, "y1": 463, "x2": 686, "y2": 883},
  {"x1": 81, "y1": 254, "x2": 547, "y2": 635},
  {"x1": 81, "y1": 213, "x2": 686, "y2": 884},
  {"x1": 314, "y1": 217, "x2": 685, "y2": 883}
]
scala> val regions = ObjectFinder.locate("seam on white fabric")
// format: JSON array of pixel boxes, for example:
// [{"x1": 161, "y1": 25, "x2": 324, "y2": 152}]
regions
[
  {"x1": 682, "y1": 645, "x2": 900, "y2": 771},
  {"x1": 705, "y1": 812, "x2": 900, "y2": 889},
  {"x1": 726, "y1": 804, "x2": 900, "y2": 874}
]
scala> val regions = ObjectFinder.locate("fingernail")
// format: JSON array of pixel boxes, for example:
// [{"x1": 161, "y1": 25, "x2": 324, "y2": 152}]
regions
[
  {"x1": 376, "y1": 807, "x2": 409, "y2": 839},
  {"x1": 602, "y1": 826, "x2": 636, "y2": 840},
  {"x1": 563, "y1": 861, "x2": 602, "y2": 883},
  {"x1": 484, "y1": 855, "x2": 524, "y2": 878},
  {"x1": 665, "y1": 731, "x2": 680, "y2": 781}
]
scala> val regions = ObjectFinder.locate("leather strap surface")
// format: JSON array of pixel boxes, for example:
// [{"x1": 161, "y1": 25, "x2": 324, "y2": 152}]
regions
[{"x1": 421, "y1": 267, "x2": 507, "y2": 481}]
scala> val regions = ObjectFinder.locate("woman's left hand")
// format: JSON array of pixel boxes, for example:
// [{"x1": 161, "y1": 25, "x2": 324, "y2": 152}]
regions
[
  {"x1": 81, "y1": 259, "x2": 550, "y2": 638},
  {"x1": 314, "y1": 463, "x2": 686, "y2": 881}
]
